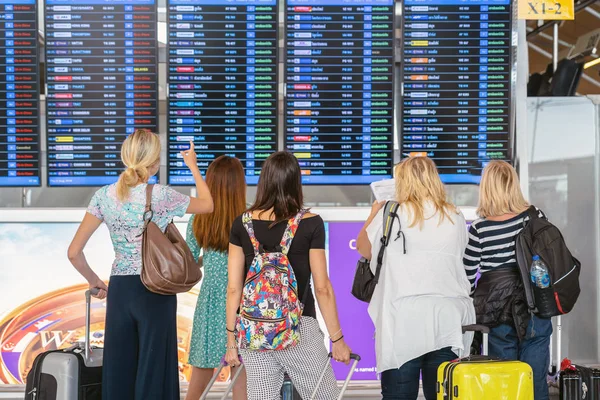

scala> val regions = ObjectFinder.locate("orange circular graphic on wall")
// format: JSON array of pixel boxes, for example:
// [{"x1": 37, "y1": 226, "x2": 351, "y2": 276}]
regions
[{"x1": 0, "y1": 284, "x2": 230, "y2": 385}]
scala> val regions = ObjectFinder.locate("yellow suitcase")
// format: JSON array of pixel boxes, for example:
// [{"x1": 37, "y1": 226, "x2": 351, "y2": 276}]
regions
[{"x1": 436, "y1": 358, "x2": 534, "y2": 400}]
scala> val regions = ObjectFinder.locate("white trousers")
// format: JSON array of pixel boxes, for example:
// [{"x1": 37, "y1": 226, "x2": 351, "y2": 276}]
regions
[{"x1": 240, "y1": 317, "x2": 340, "y2": 400}]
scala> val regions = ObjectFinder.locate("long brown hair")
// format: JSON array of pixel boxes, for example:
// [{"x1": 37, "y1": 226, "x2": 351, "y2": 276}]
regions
[
  {"x1": 248, "y1": 152, "x2": 303, "y2": 224},
  {"x1": 192, "y1": 156, "x2": 246, "y2": 252}
]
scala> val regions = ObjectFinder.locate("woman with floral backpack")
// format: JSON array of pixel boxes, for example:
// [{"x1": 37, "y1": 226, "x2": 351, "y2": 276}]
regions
[{"x1": 224, "y1": 151, "x2": 351, "y2": 400}]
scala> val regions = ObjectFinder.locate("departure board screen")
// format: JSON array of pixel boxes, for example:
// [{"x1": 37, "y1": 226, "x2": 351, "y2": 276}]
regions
[
  {"x1": 0, "y1": 0, "x2": 40, "y2": 186},
  {"x1": 285, "y1": 0, "x2": 395, "y2": 185},
  {"x1": 401, "y1": 0, "x2": 513, "y2": 184},
  {"x1": 45, "y1": 0, "x2": 158, "y2": 186},
  {"x1": 167, "y1": 0, "x2": 278, "y2": 185}
]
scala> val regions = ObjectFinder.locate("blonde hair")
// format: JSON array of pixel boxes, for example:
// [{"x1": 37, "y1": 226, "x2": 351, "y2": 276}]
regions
[
  {"x1": 116, "y1": 129, "x2": 161, "y2": 201},
  {"x1": 477, "y1": 160, "x2": 529, "y2": 218},
  {"x1": 394, "y1": 156, "x2": 457, "y2": 228}
]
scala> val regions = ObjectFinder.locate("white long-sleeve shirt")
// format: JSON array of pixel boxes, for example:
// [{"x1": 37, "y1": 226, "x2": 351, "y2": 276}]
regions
[{"x1": 366, "y1": 202, "x2": 476, "y2": 372}]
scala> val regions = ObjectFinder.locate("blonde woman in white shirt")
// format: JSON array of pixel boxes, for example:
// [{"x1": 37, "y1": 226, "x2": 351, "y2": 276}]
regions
[{"x1": 356, "y1": 156, "x2": 475, "y2": 400}]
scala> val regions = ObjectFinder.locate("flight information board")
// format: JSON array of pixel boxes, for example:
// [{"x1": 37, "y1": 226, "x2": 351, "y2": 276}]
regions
[
  {"x1": 284, "y1": 0, "x2": 395, "y2": 185},
  {"x1": 0, "y1": 0, "x2": 40, "y2": 186},
  {"x1": 45, "y1": 0, "x2": 158, "y2": 186},
  {"x1": 401, "y1": 0, "x2": 513, "y2": 184},
  {"x1": 167, "y1": 0, "x2": 278, "y2": 185}
]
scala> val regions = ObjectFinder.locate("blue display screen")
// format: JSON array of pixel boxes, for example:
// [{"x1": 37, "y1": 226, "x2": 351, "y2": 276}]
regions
[
  {"x1": 401, "y1": 0, "x2": 513, "y2": 184},
  {"x1": 45, "y1": 0, "x2": 158, "y2": 186},
  {"x1": 0, "y1": 0, "x2": 40, "y2": 187},
  {"x1": 166, "y1": 0, "x2": 278, "y2": 185},
  {"x1": 284, "y1": 0, "x2": 395, "y2": 185}
]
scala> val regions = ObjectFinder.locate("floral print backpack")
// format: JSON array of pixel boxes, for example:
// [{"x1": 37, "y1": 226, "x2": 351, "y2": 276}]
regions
[{"x1": 236, "y1": 210, "x2": 308, "y2": 351}]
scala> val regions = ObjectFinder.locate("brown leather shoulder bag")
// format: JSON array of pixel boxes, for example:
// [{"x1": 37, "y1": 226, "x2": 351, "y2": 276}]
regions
[{"x1": 140, "y1": 184, "x2": 202, "y2": 295}]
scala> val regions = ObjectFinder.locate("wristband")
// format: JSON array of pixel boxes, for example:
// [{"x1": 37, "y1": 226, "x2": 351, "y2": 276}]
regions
[
  {"x1": 329, "y1": 329, "x2": 342, "y2": 341},
  {"x1": 331, "y1": 335, "x2": 344, "y2": 344},
  {"x1": 226, "y1": 327, "x2": 235, "y2": 333}
]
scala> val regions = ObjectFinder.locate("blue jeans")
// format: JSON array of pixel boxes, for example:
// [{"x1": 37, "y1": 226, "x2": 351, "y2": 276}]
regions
[
  {"x1": 381, "y1": 347, "x2": 457, "y2": 400},
  {"x1": 489, "y1": 314, "x2": 552, "y2": 400}
]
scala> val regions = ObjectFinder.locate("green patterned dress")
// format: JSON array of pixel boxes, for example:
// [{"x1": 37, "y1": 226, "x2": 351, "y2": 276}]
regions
[{"x1": 186, "y1": 216, "x2": 229, "y2": 368}]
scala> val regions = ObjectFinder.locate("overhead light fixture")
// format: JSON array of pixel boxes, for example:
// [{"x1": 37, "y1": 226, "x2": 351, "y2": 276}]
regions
[{"x1": 584, "y1": 57, "x2": 600, "y2": 69}]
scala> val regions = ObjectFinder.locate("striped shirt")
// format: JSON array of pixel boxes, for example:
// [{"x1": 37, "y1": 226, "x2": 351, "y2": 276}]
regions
[{"x1": 463, "y1": 208, "x2": 545, "y2": 292}]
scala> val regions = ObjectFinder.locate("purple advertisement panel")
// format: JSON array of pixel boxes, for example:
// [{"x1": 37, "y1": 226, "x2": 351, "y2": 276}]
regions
[{"x1": 327, "y1": 222, "x2": 378, "y2": 381}]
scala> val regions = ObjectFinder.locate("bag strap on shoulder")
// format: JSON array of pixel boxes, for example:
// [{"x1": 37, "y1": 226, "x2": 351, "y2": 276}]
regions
[
  {"x1": 373, "y1": 201, "x2": 403, "y2": 285},
  {"x1": 242, "y1": 209, "x2": 308, "y2": 257},
  {"x1": 140, "y1": 184, "x2": 155, "y2": 235},
  {"x1": 380, "y1": 202, "x2": 403, "y2": 249},
  {"x1": 522, "y1": 205, "x2": 541, "y2": 228},
  {"x1": 526, "y1": 205, "x2": 539, "y2": 221},
  {"x1": 241, "y1": 212, "x2": 260, "y2": 256},
  {"x1": 144, "y1": 184, "x2": 154, "y2": 212},
  {"x1": 279, "y1": 209, "x2": 308, "y2": 255}
]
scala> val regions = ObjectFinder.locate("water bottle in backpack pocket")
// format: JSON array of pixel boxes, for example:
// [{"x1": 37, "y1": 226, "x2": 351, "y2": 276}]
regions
[{"x1": 530, "y1": 255, "x2": 560, "y2": 318}]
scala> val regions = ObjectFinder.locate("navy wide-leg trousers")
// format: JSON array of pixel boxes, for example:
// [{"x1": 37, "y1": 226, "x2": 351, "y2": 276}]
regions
[{"x1": 102, "y1": 275, "x2": 179, "y2": 400}]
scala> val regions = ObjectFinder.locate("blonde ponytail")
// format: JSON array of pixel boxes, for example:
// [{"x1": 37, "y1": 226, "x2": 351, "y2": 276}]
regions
[{"x1": 116, "y1": 129, "x2": 161, "y2": 202}]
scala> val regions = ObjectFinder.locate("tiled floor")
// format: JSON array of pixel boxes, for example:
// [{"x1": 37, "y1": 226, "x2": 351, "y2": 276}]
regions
[{"x1": 0, "y1": 383, "x2": 562, "y2": 399}]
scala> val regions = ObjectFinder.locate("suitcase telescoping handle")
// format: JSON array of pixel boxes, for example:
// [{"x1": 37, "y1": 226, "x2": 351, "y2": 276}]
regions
[
  {"x1": 555, "y1": 315, "x2": 562, "y2": 375},
  {"x1": 310, "y1": 353, "x2": 361, "y2": 400},
  {"x1": 199, "y1": 356, "x2": 244, "y2": 400},
  {"x1": 84, "y1": 288, "x2": 99, "y2": 361},
  {"x1": 549, "y1": 315, "x2": 562, "y2": 377},
  {"x1": 461, "y1": 324, "x2": 490, "y2": 357}
]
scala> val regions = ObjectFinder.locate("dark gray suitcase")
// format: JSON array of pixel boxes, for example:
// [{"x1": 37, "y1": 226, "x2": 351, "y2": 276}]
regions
[{"x1": 24, "y1": 289, "x2": 103, "y2": 400}]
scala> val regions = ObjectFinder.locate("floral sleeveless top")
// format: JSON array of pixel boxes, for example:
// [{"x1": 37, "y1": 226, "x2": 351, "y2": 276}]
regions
[{"x1": 86, "y1": 183, "x2": 190, "y2": 276}]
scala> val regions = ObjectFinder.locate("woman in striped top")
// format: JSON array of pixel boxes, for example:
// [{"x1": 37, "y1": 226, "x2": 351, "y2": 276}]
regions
[{"x1": 464, "y1": 160, "x2": 552, "y2": 400}]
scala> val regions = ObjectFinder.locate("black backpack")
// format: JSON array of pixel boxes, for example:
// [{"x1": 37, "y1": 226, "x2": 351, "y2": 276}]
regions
[{"x1": 515, "y1": 206, "x2": 581, "y2": 318}]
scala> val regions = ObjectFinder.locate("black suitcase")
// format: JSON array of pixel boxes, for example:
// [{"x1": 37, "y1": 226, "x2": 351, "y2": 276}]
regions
[
  {"x1": 560, "y1": 366, "x2": 600, "y2": 400},
  {"x1": 24, "y1": 289, "x2": 103, "y2": 400}
]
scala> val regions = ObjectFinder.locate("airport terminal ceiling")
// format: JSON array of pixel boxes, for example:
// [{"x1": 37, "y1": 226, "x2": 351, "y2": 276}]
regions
[{"x1": 526, "y1": 1, "x2": 600, "y2": 95}]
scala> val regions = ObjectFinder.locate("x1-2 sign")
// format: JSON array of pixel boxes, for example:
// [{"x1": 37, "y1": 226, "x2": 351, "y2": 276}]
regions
[{"x1": 518, "y1": 0, "x2": 575, "y2": 20}]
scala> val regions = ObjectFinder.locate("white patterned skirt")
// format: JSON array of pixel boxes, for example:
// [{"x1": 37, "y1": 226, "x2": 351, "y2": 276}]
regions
[{"x1": 240, "y1": 317, "x2": 340, "y2": 400}]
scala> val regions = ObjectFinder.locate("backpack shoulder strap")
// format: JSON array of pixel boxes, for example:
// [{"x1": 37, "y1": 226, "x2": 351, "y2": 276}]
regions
[
  {"x1": 526, "y1": 205, "x2": 539, "y2": 221},
  {"x1": 522, "y1": 205, "x2": 545, "y2": 228},
  {"x1": 242, "y1": 212, "x2": 260, "y2": 256},
  {"x1": 279, "y1": 209, "x2": 308, "y2": 255}
]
